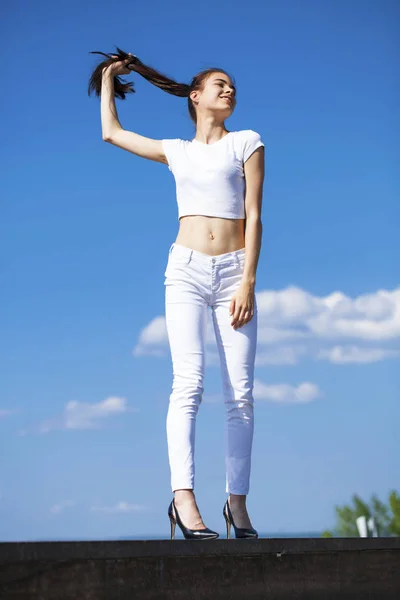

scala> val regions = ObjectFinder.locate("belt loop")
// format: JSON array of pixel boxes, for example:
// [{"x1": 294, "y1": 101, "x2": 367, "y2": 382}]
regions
[
  {"x1": 235, "y1": 252, "x2": 240, "y2": 267},
  {"x1": 188, "y1": 249, "x2": 193, "y2": 263}
]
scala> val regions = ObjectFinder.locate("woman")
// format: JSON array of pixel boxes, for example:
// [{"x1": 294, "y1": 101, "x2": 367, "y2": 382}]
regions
[{"x1": 88, "y1": 49, "x2": 265, "y2": 540}]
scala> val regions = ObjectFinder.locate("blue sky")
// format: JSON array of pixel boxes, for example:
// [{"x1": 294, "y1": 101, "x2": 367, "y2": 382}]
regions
[{"x1": 1, "y1": 0, "x2": 398, "y2": 541}]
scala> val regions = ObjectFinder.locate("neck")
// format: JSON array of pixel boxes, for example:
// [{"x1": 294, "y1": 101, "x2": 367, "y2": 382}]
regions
[{"x1": 194, "y1": 117, "x2": 228, "y2": 144}]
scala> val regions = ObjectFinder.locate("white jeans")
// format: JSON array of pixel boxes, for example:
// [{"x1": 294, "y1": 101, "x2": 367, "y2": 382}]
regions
[{"x1": 164, "y1": 242, "x2": 258, "y2": 495}]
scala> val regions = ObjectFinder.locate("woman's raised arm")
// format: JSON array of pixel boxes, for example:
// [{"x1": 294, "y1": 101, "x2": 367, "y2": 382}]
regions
[{"x1": 101, "y1": 66, "x2": 167, "y2": 165}]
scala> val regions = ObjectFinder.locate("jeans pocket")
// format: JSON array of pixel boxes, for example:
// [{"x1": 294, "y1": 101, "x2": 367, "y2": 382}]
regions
[
  {"x1": 164, "y1": 254, "x2": 192, "y2": 279},
  {"x1": 169, "y1": 254, "x2": 191, "y2": 266},
  {"x1": 166, "y1": 245, "x2": 191, "y2": 269}
]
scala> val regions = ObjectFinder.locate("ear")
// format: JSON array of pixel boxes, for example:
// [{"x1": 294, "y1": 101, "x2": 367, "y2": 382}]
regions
[{"x1": 190, "y1": 90, "x2": 199, "y2": 104}]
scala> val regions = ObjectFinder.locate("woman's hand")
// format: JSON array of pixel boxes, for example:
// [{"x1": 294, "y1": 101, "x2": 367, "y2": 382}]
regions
[
  {"x1": 229, "y1": 283, "x2": 255, "y2": 329},
  {"x1": 102, "y1": 53, "x2": 135, "y2": 77}
]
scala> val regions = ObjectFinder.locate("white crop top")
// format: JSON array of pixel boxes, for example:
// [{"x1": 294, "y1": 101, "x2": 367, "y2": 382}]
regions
[{"x1": 161, "y1": 129, "x2": 264, "y2": 220}]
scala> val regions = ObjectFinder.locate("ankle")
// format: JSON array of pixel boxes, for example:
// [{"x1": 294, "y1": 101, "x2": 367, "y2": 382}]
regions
[
  {"x1": 174, "y1": 489, "x2": 195, "y2": 504},
  {"x1": 228, "y1": 494, "x2": 247, "y2": 509}
]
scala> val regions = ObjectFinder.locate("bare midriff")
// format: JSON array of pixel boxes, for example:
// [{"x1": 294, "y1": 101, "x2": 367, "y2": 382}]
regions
[{"x1": 175, "y1": 215, "x2": 246, "y2": 256}]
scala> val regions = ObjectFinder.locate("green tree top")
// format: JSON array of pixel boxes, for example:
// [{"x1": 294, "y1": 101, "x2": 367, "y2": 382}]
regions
[{"x1": 321, "y1": 489, "x2": 400, "y2": 537}]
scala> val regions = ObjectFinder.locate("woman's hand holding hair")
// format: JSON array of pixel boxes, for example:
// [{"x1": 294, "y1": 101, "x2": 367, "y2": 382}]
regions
[{"x1": 102, "y1": 53, "x2": 135, "y2": 78}]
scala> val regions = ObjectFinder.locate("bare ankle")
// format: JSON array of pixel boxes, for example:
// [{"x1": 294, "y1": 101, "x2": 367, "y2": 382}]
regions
[{"x1": 174, "y1": 489, "x2": 195, "y2": 504}]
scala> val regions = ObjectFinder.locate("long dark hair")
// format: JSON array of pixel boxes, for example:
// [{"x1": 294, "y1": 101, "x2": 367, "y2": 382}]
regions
[{"x1": 87, "y1": 46, "x2": 235, "y2": 124}]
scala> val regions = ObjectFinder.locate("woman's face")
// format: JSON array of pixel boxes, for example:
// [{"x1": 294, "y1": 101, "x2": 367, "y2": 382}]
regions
[{"x1": 191, "y1": 72, "x2": 236, "y2": 116}]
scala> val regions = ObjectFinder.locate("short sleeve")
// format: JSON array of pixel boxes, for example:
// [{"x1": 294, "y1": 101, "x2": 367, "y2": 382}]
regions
[
  {"x1": 242, "y1": 130, "x2": 264, "y2": 163},
  {"x1": 161, "y1": 138, "x2": 181, "y2": 172}
]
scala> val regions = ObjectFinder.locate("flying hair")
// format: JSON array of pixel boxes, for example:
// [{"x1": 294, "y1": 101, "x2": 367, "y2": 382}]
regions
[{"x1": 87, "y1": 46, "x2": 236, "y2": 124}]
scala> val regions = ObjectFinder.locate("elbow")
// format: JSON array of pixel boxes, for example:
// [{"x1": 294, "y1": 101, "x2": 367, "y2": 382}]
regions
[
  {"x1": 102, "y1": 126, "x2": 122, "y2": 143},
  {"x1": 245, "y1": 215, "x2": 262, "y2": 225}
]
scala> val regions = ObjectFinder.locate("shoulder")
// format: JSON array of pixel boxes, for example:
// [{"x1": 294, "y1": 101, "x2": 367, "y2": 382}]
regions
[
  {"x1": 233, "y1": 130, "x2": 264, "y2": 163},
  {"x1": 162, "y1": 137, "x2": 185, "y2": 147},
  {"x1": 233, "y1": 129, "x2": 264, "y2": 150},
  {"x1": 235, "y1": 129, "x2": 263, "y2": 141}
]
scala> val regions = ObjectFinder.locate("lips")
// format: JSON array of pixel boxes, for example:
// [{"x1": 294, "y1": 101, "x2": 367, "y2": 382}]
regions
[{"x1": 221, "y1": 97, "x2": 233, "y2": 104}]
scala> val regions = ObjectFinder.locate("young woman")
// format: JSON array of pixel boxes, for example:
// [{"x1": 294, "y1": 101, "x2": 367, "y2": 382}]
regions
[{"x1": 88, "y1": 49, "x2": 265, "y2": 540}]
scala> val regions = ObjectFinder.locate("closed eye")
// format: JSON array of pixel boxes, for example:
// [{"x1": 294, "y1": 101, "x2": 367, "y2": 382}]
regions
[
  {"x1": 217, "y1": 83, "x2": 236, "y2": 98},
  {"x1": 215, "y1": 81, "x2": 236, "y2": 97}
]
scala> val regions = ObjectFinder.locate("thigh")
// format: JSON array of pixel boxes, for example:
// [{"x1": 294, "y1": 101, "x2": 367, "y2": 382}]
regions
[
  {"x1": 211, "y1": 290, "x2": 258, "y2": 392},
  {"x1": 165, "y1": 279, "x2": 209, "y2": 381}
]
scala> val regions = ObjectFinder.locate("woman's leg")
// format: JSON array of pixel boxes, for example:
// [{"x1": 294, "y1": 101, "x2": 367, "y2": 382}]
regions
[
  {"x1": 165, "y1": 277, "x2": 208, "y2": 494},
  {"x1": 211, "y1": 261, "x2": 258, "y2": 526}
]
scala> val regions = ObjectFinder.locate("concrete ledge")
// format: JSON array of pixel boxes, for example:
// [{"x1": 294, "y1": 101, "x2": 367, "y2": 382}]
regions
[{"x1": 1, "y1": 538, "x2": 399, "y2": 599}]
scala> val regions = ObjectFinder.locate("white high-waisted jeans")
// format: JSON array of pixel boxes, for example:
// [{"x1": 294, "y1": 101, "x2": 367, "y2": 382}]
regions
[{"x1": 164, "y1": 242, "x2": 258, "y2": 495}]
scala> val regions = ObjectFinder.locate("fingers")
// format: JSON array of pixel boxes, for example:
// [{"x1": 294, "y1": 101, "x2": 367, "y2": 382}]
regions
[
  {"x1": 111, "y1": 54, "x2": 130, "y2": 62},
  {"x1": 231, "y1": 306, "x2": 253, "y2": 329},
  {"x1": 236, "y1": 307, "x2": 248, "y2": 329},
  {"x1": 243, "y1": 310, "x2": 252, "y2": 324},
  {"x1": 112, "y1": 53, "x2": 133, "y2": 58},
  {"x1": 109, "y1": 53, "x2": 132, "y2": 75},
  {"x1": 230, "y1": 293, "x2": 255, "y2": 329}
]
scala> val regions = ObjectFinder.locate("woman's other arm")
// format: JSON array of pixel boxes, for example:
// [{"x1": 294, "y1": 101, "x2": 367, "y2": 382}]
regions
[{"x1": 242, "y1": 146, "x2": 265, "y2": 287}]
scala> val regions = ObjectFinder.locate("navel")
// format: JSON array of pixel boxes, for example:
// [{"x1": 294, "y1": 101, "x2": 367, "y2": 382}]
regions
[{"x1": 209, "y1": 232, "x2": 215, "y2": 240}]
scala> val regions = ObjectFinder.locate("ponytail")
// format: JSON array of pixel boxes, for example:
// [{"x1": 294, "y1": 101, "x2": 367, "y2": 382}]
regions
[
  {"x1": 88, "y1": 46, "x2": 190, "y2": 100},
  {"x1": 87, "y1": 46, "x2": 234, "y2": 124}
]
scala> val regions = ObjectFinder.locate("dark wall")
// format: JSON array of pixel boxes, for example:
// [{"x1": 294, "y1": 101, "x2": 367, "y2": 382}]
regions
[{"x1": 1, "y1": 538, "x2": 399, "y2": 599}]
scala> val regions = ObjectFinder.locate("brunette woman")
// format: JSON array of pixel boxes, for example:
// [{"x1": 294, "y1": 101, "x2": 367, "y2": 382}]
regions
[{"x1": 88, "y1": 49, "x2": 265, "y2": 539}]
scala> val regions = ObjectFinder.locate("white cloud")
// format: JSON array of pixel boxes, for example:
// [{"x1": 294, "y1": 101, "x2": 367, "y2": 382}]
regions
[
  {"x1": 133, "y1": 286, "x2": 400, "y2": 365},
  {"x1": 50, "y1": 500, "x2": 75, "y2": 514},
  {"x1": 255, "y1": 346, "x2": 307, "y2": 365},
  {"x1": 24, "y1": 396, "x2": 135, "y2": 435},
  {"x1": 133, "y1": 316, "x2": 168, "y2": 357},
  {"x1": 316, "y1": 346, "x2": 400, "y2": 364},
  {"x1": 257, "y1": 327, "x2": 309, "y2": 345},
  {"x1": 254, "y1": 380, "x2": 322, "y2": 404},
  {"x1": 90, "y1": 501, "x2": 149, "y2": 514},
  {"x1": 64, "y1": 397, "x2": 131, "y2": 430},
  {"x1": 257, "y1": 286, "x2": 400, "y2": 341},
  {"x1": 203, "y1": 379, "x2": 323, "y2": 404}
]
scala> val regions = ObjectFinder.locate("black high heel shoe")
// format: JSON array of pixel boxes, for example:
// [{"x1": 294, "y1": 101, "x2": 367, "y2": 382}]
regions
[
  {"x1": 223, "y1": 499, "x2": 258, "y2": 539},
  {"x1": 168, "y1": 499, "x2": 219, "y2": 540}
]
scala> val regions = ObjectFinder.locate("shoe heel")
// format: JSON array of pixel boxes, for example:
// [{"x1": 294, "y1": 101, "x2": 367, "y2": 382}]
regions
[
  {"x1": 168, "y1": 498, "x2": 219, "y2": 540},
  {"x1": 224, "y1": 515, "x2": 231, "y2": 539},
  {"x1": 223, "y1": 498, "x2": 258, "y2": 540},
  {"x1": 169, "y1": 516, "x2": 176, "y2": 540}
]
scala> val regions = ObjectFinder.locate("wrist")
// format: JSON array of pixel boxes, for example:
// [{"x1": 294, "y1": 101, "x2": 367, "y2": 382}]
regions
[
  {"x1": 241, "y1": 277, "x2": 256, "y2": 288},
  {"x1": 102, "y1": 67, "x2": 115, "y2": 79}
]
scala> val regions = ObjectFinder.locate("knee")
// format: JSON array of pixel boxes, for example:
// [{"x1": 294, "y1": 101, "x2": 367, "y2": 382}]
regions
[
  {"x1": 224, "y1": 387, "x2": 254, "y2": 412},
  {"x1": 170, "y1": 375, "x2": 204, "y2": 407}
]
